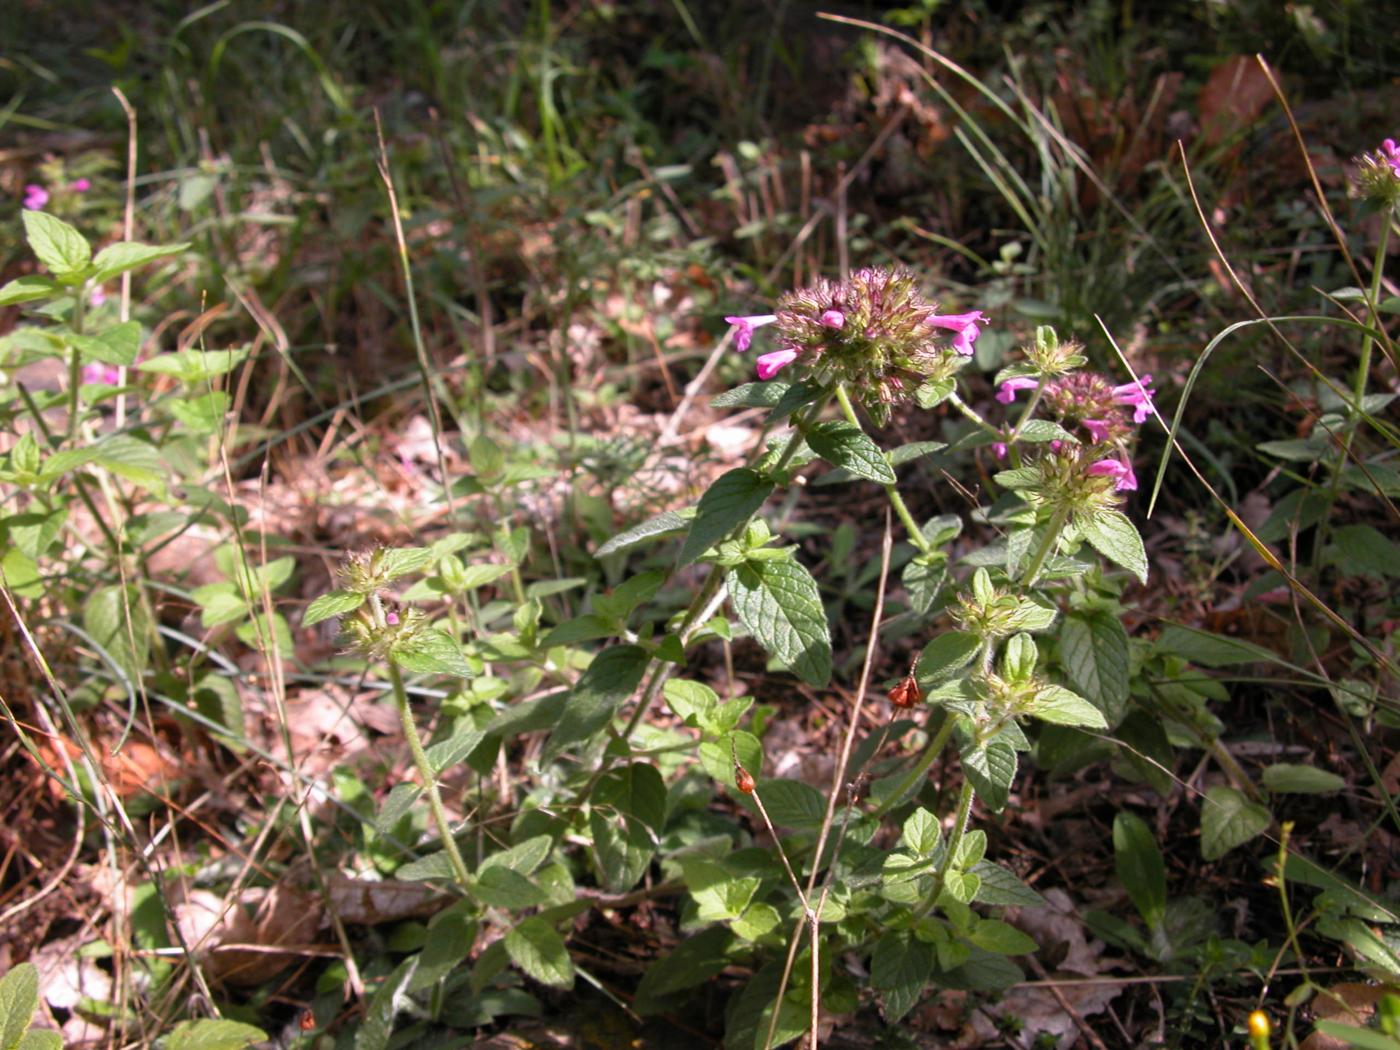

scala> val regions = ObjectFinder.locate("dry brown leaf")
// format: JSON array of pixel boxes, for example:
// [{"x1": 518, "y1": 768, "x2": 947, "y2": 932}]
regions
[
  {"x1": 325, "y1": 874, "x2": 446, "y2": 925},
  {"x1": 1199, "y1": 56, "x2": 1275, "y2": 147},
  {"x1": 174, "y1": 884, "x2": 325, "y2": 987}
]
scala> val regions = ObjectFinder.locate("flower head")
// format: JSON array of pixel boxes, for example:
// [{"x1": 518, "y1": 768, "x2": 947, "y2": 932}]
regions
[
  {"x1": 70, "y1": 178, "x2": 91, "y2": 193},
  {"x1": 1351, "y1": 139, "x2": 1400, "y2": 209},
  {"x1": 22, "y1": 184, "x2": 49, "y2": 210},
  {"x1": 1111, "y1": 374, "x2": 1155, "y2": 424},
  {"x1": 729, "y1": 267, "x2": 975, "y2": 423},
  {"x1": 725, "y1": 314, "x2": 777, "y2": 353},
  {"x1": 991, "y1": 442, "x2": 1008, "y2": 459},
  {"x1": 1382, "y1": 138, "x2": 1400, "y2": 177},
  {"x1": 927, "y1": 309, "x2": 987, "y2": 356},
  {"x1": 996, "y1": 376, "x2": 1039, "y2": 404},
  {"x1": 1087, "y1": 455, "x2": 1138, "y2": 492}
]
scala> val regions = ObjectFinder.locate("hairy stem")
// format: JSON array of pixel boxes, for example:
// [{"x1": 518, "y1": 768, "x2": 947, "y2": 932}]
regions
[{"x1": 834, "y1": 384, "x2": 931, "y2": 554}]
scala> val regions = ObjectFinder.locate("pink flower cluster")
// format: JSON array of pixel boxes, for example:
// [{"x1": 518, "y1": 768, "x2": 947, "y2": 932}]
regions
[
  {"x1": 1381, "y1": 138, "x2": 1400, "y2": 178},
  {"x1": 22, "y1": 178, "x2": 90, "y2": 211}
]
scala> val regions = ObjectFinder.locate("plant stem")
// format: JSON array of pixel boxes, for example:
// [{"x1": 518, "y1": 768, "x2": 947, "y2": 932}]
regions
[
  {"x1": 1019, "y1": 505, "x2": 1068, "y2": 587},
  {"x1": 833, "y1": 384, "x2": 931, "y2": 554},
  {"x1": 66, "y1": 283, "x2": 88, "y2": 445},
  {"x1": 388, "y1": 661, "x2": 473, "y2": 889},
  {"x1": 946, "y1": 390, "x2": 1002, "y2": 437}
]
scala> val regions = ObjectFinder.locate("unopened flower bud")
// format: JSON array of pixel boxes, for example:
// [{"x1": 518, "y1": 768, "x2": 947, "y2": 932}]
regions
[{"x1": 735, "y1": 766, "x2": 756, "y2": 794}]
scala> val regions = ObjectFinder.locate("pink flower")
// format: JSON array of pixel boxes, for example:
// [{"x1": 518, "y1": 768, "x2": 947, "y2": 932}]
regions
[
  {"x1": 1383, "y1": 138, "x2": 1400, "y2": 176},
  {"x1": 820, "y1": 309, "x2": 845, "y2": 329},
  {"x1": 725, "y1": 314, "x2": 778, "y2": 353},
  {"x1": 1049, "y1": 440, "x2": 1063, "y2": 453},
  {"x1": 1083, "y1": 418, "x2": 1110, "y2": 443},
  {"x1": 70, "y1": 178, "x2": 91, "y2": 192},
  {"x1": 1088, "y1": 456, "x2": 1138, "y2": 492},
  {"x1": 992, "y1": 442, "x2": 1008, "y2": 459},
  {"x1": 82, "y1": 363, "x2": 121, "y2": 385},
  {"x1": 755, "y1": 347, "x2": 798, "y2": 380},
  {"x1": 23, "y1": 184, "x2": 49, "y2": 210},
  {"x1": 927, "y1": 309, "x2": 987, "y2": 356},
  {"x1": 386, "y1": 611, "x2": 400, "y2": 626},
  {"x1": 1111, "y1": 374, "x2": 1155, "y2": 424},
  {"x1": 995, "y1": 376, "x2": 1039, "y2": 404},
  {"x1": 89, "y1": 286, "x2": 107, "y2": 307}
]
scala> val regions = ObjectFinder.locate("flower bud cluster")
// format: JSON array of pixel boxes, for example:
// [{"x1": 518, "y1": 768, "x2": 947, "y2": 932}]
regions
[
  {"x1": 727, "y1": 267, "x2": 987, "y2": 425},
  {"x1": 341, "y1": 603, "x2": 426, "y2": 662}
]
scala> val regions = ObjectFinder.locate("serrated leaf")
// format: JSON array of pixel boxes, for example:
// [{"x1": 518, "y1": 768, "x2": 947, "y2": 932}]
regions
[
  {"x1": 192, "y1": 672, "x2": 246, "y2": 751},
  {"x1": 479, "y1": 835, "x2": 554, "y2": 877},
  {"x1": 165, "y1": 1019, "x2": 268, "y2": 1050},
  {"x1": 1016, "y1": 419, "x2": 1078, "y2": 444},
  {"x1": 1260, "y1": 764, "x2": 1345, "y2": 795},
  {"x1": 1200, "y1": 786, "x2": 1270, "y2": 861},
  {"x1": 1027, "y1": 685, "x2": 1107, "y2": 728},
  {"x1": 970, "y1": 861, "x2": 1045, "y2": 906},
  {"x1": 711, "y1": 380, "x2": 793, "y2": 408},
  {"x1": 165, "y1": 390, "x2": 230, "y2": 433},
  {"x1": 408, "y1": 907, "x2": 477, "y2": 993},
  {"x1": 43, "y1": 434, "x2": 166, "y2": 494},
  {"x1": 968, "y1": 918, "x2": 1037, "y2": 955},
  {"x1": 355, "y1": 957, "x2": 417, "y2": 1050},
  {"x1": 915, "y1": 377, "x2": 955, "y2": 408},
  {"x1": 374, "y1": 782, "x2": 422, "y2": 835},
  {"x1": 303, "y1": 589, "x2": 365, "y2": 627},
  {"x1": 596, "y1": 509, "x2": 692, "y2": 557},
  {"x1": 424, "y1": 723, "x2": 486, "y2": 774},
  {"x1": 1059, "y1": 609, "x2": 1130, "y2": 725},
  {"x1": 727, "y1": 558, "x2": 831, "y2": 686},
  {"x1": 22, "y1": 210, "x2": 90, "y2": 278},
  {"x1": 902, "y1": 556, "x2": 946, "y2": 614},
  {"x1": 543, "y1": 645, "x2": 649, "y2": 759},
  {"x1": 1083, "y1": 509, "x2": 1148, "y2": 584},
  {"x1": 961, "y1": 741, "x2": 1017, "y2": 812},
  {"x1": 589, "y1": 809, "x2": 655, "y2": 893},
  {"x1": 681, "y1": 859, "x2": 759, "y2": 922},
  {"x1": 678, "y1": 468, "x2": 774, "y2": 566},
  {"x1": 378, "y1": 547, "x2": 433, "y2": 580},
  {"x1": 901, "y1": 808, "x2": 941, "y2": 854},
  {"x1": 595, "y1": 763, "x2": 666, "y2": 832},
  {"x1": 1113, "y1": 812, "x2": 1165, "y2": 928},
  {"x1": 390, "y1": 629, "x2": 476, "y2": 678},
  {"x1": 1330, "y1": 524, "x2": 1400, "y2": 578},
  {"x1": 806, "y1": 421, "x2": 897, "y2": 483},
  {"x1": 871, "y1": 932, "x2": 935, "y2": 1017},
  {"x1": 699, "y1": 730, "x2": 762, "y2": 788},
  {"x1": 18, "y1": 1030, "x2": 62, "y2": 1050},
  {"x1": 89, "y1": 240, "x2": 189, "y2": 284},
  {"x1": 504, "y1": 918, "x2": 574, "y2": 988},
  {"x1": 69, "y1": 321, "x2": 142, "y2": 366}
]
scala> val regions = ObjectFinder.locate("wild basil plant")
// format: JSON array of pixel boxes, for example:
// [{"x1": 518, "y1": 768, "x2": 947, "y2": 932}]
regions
[{"x1": 313, "y1": 266, "x2": 1163, "y2": 1046}]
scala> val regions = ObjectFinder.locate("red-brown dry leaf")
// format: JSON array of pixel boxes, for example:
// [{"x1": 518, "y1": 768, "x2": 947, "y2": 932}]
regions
[
  {"x1": 175, "y1": 884, "x2": 325, "y2": 987},
  {"x1": 1199, "y1": 56, "x2": 1274, "y2": 147}
]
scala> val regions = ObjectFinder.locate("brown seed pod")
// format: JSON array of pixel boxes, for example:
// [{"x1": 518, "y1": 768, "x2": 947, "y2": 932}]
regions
[
  {"x1": 735, "y1": 766, "x2": 756, "y2": 794},
  {"x1": 887, "y1": 672, "x2": 922, "y2": 709}
]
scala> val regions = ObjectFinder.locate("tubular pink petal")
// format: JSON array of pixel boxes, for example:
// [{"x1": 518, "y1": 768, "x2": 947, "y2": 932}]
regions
[
  {"x1": 724, "y1": 314, "x2": 777, "y2": 353},
  {"x1": 995, "y1": 376, "x2": 1039, "y2": 404},
  {"x1": 755, "y1": 347, "x2": 798, "y2": 380},
  {"x1": 1083, "y1": 418, "x2": 1110, "y2": 443},
  {"x1": 927, "y1": 309, "x2": 987, "y2": 357}
]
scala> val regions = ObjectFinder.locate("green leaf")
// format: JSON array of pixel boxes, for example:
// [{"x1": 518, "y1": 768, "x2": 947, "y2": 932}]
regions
[
  {"x1": 751, "y1": 778, "x2": 826, "y2": 830},
  {"x1": 138, "y1": 348, "x2": 249, "y2": 383},
  {"x1": 1059, "y1": 610, "x2": 1130, "y2": 725},
  {"x1": 0, "y1": 963, "x2": 40, "y2": 1050},
  {"x1": 1113, "y1": 812, "x2": 1166, "y2": 928},
  {"x1": 699, "y1": 730, "x2": 763, "y2": 789},
  {"x1": 504, "y1": 917, "x2": 574, "y2": 988},
  {"x1": 679, "y1": 468, "x2": 774, "y2": 566},
  {"x1": 17, "y1": 1031, "x2": 61, "y2": 1050},
  {"x1": 711, "y1": 380, "x2": 793, "y2": 408},
  {"x1": 1016, "y1": 419, "x2": 1078, "y2": 444},
  {"x1": 901, "y1": 808, "x2": 941, "y2": 854},
  {"x1": 165, "y1": 390, "x2": 230, "y2": 433},
  {"x1": 596, "y1": 509, "x2": 691, "y2": 557},
  {"x1": 1260, "y1": 764, "x2": 1346, "y2": 795},
  {"x1": 1083, "y1": 509, "x2": 1148, "y2": 584},
  {"x1": 727, "y1": 558, "x2": 832, "y2": 686},
  {"x1": 916, "y1": 632, "x2": 979, "y2": 685},
  {"x1": 88, "y1": 240, "x2": 190, "y2": 284},
  {"x1": 1312, "y1": 1020, "x2": 1400, "y2": 1050},
  {"x1": 915, "y1": 377, "x2": 955, "y2": 409},
  {"x1": 633, "y1": 927, "x2": 734, "y2": 1012},
  {"x1": 888, "y1": 440, "x2": 947, "y2": 465},
  {"x1": 424, "y1": 723, "x2": 486, "y2": 774},
  {"x1": 1329, "y1": 524, "x2": 1400, "y2": 578},
  {"x1": 806, "y1": 421, "x2": 897, "y2": 484},
  {"x1": 164, "y1": 1020, "x2": 269, "y2": 1050},
  {"x1": 379, "y1": 547, "x2": 434, "y2": 580},
  {"x1": 1200, "y1": 786, "x2": 1270, "y2": 861},
  {"x1": 408, "y1": 906, "x2": 477, "y2": 993},
  {"x1": 84, "y1": 584, "x2": 150, "y2": 690},
  {"x1": 661, "y1": 678, "x2": 719, "y2": 727},
  {"x1": 1026, "y1": 685, "x2": 1107, "y2": 729},
  {"x1": 594, "y1": 763, "x2": 667, "y2": 832},
  {"x1": 543, "y1": 645, "x2": 649, "y2": 759},
  {"x1": 479, "y1": 835, "x2": 554, "y2": 877},
  {"x1": 22, "y1": 211, "x2": 91, "y2": 278},
  {"x1": 473, "y1": 865, "x2": 547, "y2": 908},
  {"x1": 970, "y1": 862, "x2": 1045, "y2": 906},
  {"x1": 0, "y1": 275, "x2": 57, "y2": 307},
  {"x1": 192, "y1": 673, "x2": 246, "y2": 750},
  {"x1": 871, "y1": 932, "x2": 934, "y2": 1022},
  {"x1": 902, "y1": 556, "x2": 946, "y2": 614},
  {"x1": 303, "y1": 590, "x2": 365, "y2": 627},
  {"x1": 69, "y1": 321, "x2": 142, "y2": 366},
  {"x1": 1155, "y1": 624, "x2": 1279, "y2": 666},
  {"x1": 43, "y1": 434, "x2": 167, "y2": 494},
  {"x1": 589, "y1": 809, "x2": 655, "y2": 893},
  {"x1": 960, "y1": 741, "x2": 1017, "y2": 812},
  {"x1": 373, "y1": 782, "x2": 421, "y2": 835},
  {"x1": 390, "y1": 629, "x2": 476, "y2": 678},
  {"x1": 680, "y1": 859, "x2": 759, "y2": 922},
  {"x1": 968, "y1": 918, "x2": 1037, "y2": 955}
]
